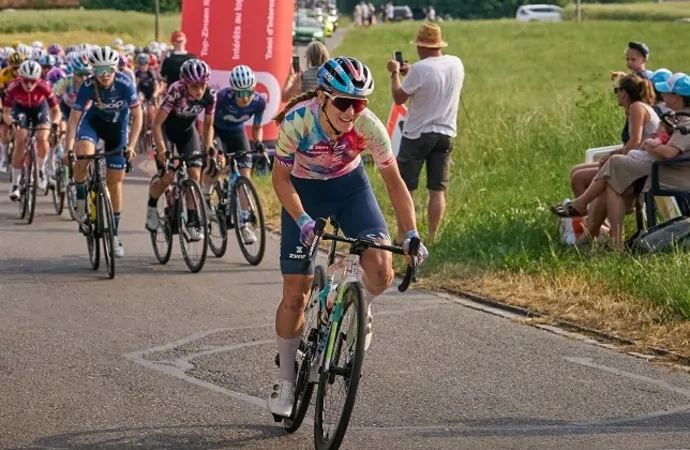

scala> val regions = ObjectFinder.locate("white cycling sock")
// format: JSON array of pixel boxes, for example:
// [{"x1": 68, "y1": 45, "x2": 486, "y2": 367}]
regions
[
  {"x1": 364, "y1": 287, "x2": 377, "y2": 311},
  {"x1": 37, "y1": 157, "x2": 45, "y2": 173},
  {"x1": 11, "y1": 167, "x2": 21, "y2": 186},
  {"x1": 0, "y1": 144, "x2": 6, "y2": 160},
  {"x1": 277, "y1": 336, "x2": 301, "y2": 381}
]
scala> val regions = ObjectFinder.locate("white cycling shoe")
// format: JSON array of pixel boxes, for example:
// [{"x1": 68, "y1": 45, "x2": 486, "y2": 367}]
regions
[
  {"x1": 267, "y1": 379, "x2": 295, "y2": 418},
  {"x1": 113, "y1": 236, "x2": 124, "y2": 258},
  {"x1": 145, "y1": 206, "x2": 158, "y2": 231}
]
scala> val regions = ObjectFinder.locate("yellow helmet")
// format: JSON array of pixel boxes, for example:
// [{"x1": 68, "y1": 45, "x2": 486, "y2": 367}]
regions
[
  {"x1": 11, "y1": 40, "x2": 21, "y2": 50},
  {"x1": 8, "y1": 52, "x2": 24, "y2": 68}
]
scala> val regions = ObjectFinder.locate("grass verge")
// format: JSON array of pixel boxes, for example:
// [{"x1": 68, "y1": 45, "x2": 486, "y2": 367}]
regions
[
  {"x1": 0, "y1": 9, "x2": 179, "y2": 45},
  {"x1": 563, "y1": 1, "x2": 690, "y2": 21},
  {"x1": 253, "y1": 19, "x2": 690, "y2": 356}
]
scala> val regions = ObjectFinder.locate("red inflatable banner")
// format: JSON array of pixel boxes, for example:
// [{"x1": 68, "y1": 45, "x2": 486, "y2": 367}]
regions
[{"x1": 181, "y1": 0, "x2": 293, "y2": 144}]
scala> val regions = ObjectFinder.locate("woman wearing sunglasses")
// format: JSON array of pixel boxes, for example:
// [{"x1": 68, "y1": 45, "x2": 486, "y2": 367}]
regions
[
  {"x1": 65, "y1": 46, "x2": 143, "y2": 259},
  {"x1": 144, "y1": 59, "x2": 216, "y2": 241},
  {"x1": 4, "y1": 59, "x2": 61, "y2": 200},
  {"x1": 211, "y1": 64, "x2": 267, "y2": 245},
  {"x1": 267, "y1": 56, "x2": 429, "y2": 418}
]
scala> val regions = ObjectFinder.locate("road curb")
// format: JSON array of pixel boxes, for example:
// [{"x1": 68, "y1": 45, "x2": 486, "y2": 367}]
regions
[{"x1": 264, "y1": 225, "x2": 690, "y2": 370}]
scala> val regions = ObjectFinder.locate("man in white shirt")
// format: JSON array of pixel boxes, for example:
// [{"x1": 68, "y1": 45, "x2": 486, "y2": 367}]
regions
[{"x1": 387, "y1": 22, "x2": 465, "y2": 244}]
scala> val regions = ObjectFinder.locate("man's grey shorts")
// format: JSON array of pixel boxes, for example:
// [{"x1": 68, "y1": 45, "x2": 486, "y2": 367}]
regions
[{"x1": 396, "y1": 132, "x2": 454, "y2": 192}]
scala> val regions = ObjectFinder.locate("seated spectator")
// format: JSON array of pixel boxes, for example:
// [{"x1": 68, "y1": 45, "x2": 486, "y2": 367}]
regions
[
  {"x1": 570, "y1": 74, "x2": 659, "y2": 199},
  {"x1": 550, "y1": 73, "x2": 690, "y2": 251}
]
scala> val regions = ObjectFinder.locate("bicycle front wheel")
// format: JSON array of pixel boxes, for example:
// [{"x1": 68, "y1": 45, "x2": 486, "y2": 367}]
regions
[
  {"x1": 178, "y1": 179, "x2": 209, "y2": 273},
  {"x1": 26, "y1": 148, "x2": 38, "y2": 224},
  {"x1": 85, "y1": 193, "x2": 100, "y2": 271},
  {"x1": 150, "y1": 192, "x2": 173, "y2": 265},
  {"x1": 314, "y1": 282, "x2": 367, "y2": 450},
  {"x1": 207, "y1": 181, "x2": 228, "y2": 258},
  {"x1": 98, "y1": 187, "x2": 116, "y2": 279},
  {"x1": 231, "y1": 176, "x2": 266, "y2": 265},
  {"x1": 284, "y1": 264, "x2": 327, "y2": 433},
  {"x1": 52, "y1": 165, "x2": 65, "y2": 216}
]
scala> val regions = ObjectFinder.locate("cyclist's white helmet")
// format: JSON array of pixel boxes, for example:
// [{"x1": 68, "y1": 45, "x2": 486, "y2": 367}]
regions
[
  {"x1": 113, "y1": 38, "x2": 124, "y2": 47},
  {"x1": 89, "y1": 46, "x2": 119, "y2": 67},
  {"x1": 19, "y1": 60, "x2": 41, "y2": 80},
  {"x1": 229, "y1": 65, "x2": 256, "y2": 90},
  {"x1": 17, "y1": 44, "x2": 32, "y2": 59},
  {"x1": 31, "y1": 40, "x2": 43, "y2": 49},
  {"x1": 124, "y1": 44, "x2": 136, "y2": 55}
]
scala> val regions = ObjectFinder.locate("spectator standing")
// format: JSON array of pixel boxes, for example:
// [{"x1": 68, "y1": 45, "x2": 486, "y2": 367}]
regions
[
  {"x1": 387, "y1": 23, "x2": 464, "y2": 244},
  {"x1": 281, "y1": 41, "x2": 329, "y2": 101},
  {"x1": 160, "y1": 31, "x2": 197, "y2": 86}
]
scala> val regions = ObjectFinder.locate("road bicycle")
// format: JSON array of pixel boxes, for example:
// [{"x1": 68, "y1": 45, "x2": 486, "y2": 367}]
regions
[
  {"x1": 206, "y1": 149, "x2": 266, "y2": 265},
  {"x1": 149, "y1": 151, "x2": 209, "y2": 273},
  {"x1": 69, "y1": 148, "x2": 131, "y2": 280},
  {"x1": 274, "y1": 216, "x2": 420, "y2": 450}
]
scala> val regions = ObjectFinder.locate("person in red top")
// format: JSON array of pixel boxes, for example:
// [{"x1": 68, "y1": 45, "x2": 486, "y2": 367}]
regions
[{"x1": 3, "y1": 60, "x2": 61, "y2": 199}]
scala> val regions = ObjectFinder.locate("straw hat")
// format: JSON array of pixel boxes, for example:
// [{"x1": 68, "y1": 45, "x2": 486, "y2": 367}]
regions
[{"x1": 410, "y1": 23, "x2": 448, "y2": 48}]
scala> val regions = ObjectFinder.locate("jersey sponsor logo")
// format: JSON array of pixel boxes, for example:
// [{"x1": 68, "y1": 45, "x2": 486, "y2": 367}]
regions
[
  {"x1": 310, "y1": 143, "x2": 331, "y2": 155},
  {"x1": 223, "y1": 113, "x2": 251, "y2": 123},
  {"x1": 95, "y1": 99, "x2": 126, "y2": 110}
]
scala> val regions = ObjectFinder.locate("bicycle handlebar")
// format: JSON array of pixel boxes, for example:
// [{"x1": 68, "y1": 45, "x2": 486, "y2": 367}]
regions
[
  {"x1": 660, "y1": 110, "x2": 690, "y2": 135},
  {"x1": 300, "y1": 217, "x2": 420, "y2": 293},
  {"x1": 69, "y1": 148, "x2": 134, "y2": 172}
]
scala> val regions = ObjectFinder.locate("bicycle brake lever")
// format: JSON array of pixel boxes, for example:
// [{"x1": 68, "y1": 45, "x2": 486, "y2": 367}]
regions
[
  {"x1": 299, "y1": 217, "x2": 327, "y2": 272},
  {"x1": 398, "y1": 236, "x2": 420, "y2": 293}
]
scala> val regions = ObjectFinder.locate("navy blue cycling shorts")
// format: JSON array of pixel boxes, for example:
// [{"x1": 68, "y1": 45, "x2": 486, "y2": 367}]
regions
[{"x1": 279, "y1": 163, "x2": 390, "y2": 275}]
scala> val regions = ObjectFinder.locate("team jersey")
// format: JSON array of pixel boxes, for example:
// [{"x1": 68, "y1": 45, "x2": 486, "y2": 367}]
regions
[
  {"x1": 0, "y1": 66, "x2": 16, "y2": 92},
  {"x1": 135, "y1": 68, "x2": 158, "y2": 90},
  {"x1": 73, "y1": 71, "x2": 139, "y2": 123},
  {"x1": 159, "y1": 81, "x2": 216, "y2": 130},
  {"x1": 275, "y1": 97, "x2": 395, "y2": 180},
  {"x1": 4, "y1": 78, "x2": 58, "y2": 109},
  {"x1": 53, "y1": 74, "x2": 79, "y2": 108},
  {"x1": 214, "y1": 87, "x2": 266, "y2": 132}
]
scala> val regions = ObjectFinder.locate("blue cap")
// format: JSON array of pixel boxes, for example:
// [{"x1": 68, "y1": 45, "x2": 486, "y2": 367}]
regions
[
  {"x1": 650, "y1": 68, "x2": 672, "y2": 84},
  {"x1": 655, "y1": 72, "x2": 690, "y2": 96}
]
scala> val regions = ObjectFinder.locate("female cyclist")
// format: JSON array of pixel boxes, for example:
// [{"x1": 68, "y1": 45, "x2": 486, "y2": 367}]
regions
[
  {"x1": 144, "y1": 59, "x2": 216, "y2": 242},
  {"x1": 65, "y1": 46, "x2": 143, "y2": 259},
  {"x1": 3, "y1": 59, "x2": 61, "y2": 199},
  {"x1": 267, "y1": 56, "x2": 428, "y2": 418},
  {"x1": 134, "y1": 53, "x2": 161, "y2": 126},
  {"x1": 212, "y1": 64, "x2": 267, "y2": 245}
]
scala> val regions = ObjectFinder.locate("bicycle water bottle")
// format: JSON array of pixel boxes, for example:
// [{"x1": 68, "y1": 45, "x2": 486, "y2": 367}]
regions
[{"x1": 88, "y1": 191, "x2": 97, "y2": 220}]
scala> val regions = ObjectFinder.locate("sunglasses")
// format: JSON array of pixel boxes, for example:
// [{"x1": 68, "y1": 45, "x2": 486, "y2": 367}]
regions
[
  {"x1": 325, "y1": 92, "x2": 368, "y2": 113},
  {"x1": 235, "y1": 89, "x2": 254, "y2": 98},
  {"x1": 94, "y1": 66, "x2": 116, "y2": 76},
  {"x1": 75, "y1": 71, "x2": 91, "y2": 77}
]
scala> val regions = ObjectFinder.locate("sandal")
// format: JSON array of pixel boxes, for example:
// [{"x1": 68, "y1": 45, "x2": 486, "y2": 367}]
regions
[{"x1": 549, "y1": 201, "x2": 586, "y2": 218}]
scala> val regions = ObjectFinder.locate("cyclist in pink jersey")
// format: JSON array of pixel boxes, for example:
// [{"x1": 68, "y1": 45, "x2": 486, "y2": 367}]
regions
[{"x1": 267, "y1": 56, "x2": 429, "y2": 419}]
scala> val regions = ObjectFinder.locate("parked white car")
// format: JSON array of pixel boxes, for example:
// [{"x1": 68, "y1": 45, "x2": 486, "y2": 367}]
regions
[{"x1": 515, "y1": 4, "x2": 563, "y2": 22}]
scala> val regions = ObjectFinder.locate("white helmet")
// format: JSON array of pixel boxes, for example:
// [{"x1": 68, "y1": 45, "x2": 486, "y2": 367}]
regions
[
  {"x1": 31, "y1": 47, "x2": 43, "y2": 61},
  {"x1": 113, "y1": 38, "x2": 124, "y2": 47},
  {"x1": 229, "y1": 65, "x2": 256, "y2": 90},
  {"x1": 89, "y1": 46, "x2": 119, "y2": 67},
  {"x1": 124, "y1": 44, "x2": 136, "y2": 55},
  {"x1": 19, "y1": 60, "x2": 41, "y2": 80},
  {"x1": 31, "y1": 40, "x2": 43, "y2": 49},
  {"x1": 17, "y1": 44, "x2": 32, "y2": 59}
]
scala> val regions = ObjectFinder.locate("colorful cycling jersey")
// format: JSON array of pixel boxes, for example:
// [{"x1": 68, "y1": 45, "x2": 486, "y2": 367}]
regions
[
  {"x1": 135, "y1": 68, "x2": 158, "y2": 89},
  {"x1": 160, "y1": 80, "x2": 216, "y2": 130},
  {"x1": 53, "y1": 74, "x2": 79, "y2": 108},
  {"x1": 213, "y1": 87, "x2": 266, "y2": 132},
  {"x1": 73, "y1": 71, "x2": 139, "y2": 123},
  {"x1": 4, "y1": 78, "x2": 58, "y2": 109},
  {"x1": 275, "y1": 97, "x2": 395, "y2": 180},
  {"x1": 0, "y1": 66, "x2": 16, "y2": 92}
]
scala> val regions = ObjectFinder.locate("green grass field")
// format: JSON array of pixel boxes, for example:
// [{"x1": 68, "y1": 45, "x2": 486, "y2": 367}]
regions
[
  {"x1": 564, "y1": 1, "x2": 690, "y2": 21},
  {"x1": 0, "y1": 9, "x2": 179, "y2": 46},
  {"x1": 253, "y1": 19, "x2": 690, "y2": 349}
]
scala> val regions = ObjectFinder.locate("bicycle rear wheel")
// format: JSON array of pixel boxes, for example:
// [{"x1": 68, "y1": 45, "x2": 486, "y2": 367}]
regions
[
  {"x1": 98, "y1": 187, "x2": 116, "y2": 279},
  {"x1": 207, "y1": 181, "x2": 228, "y2": 258},
  {"x1": 313, "y1": 282, "x2": 366, "y2": 450},
  {"x1": 283, "y1": 264, "x2": 327, "y2": 433},
  {"x1": 231, "y1": 176, "x2": 266, "y2": 265},
  {"x1": 150, "y1": 192, "x2": 173, "y2": 264},
  {"x1": 178, "y1": 179, "x2": 209, "y2": 273},
  {"x1": 26, "y1": 147, "x2": 38, "y2": 224}
]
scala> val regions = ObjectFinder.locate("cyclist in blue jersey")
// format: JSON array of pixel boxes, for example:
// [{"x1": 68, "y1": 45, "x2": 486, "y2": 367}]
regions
[
  {"x1": 267, "y1": 57, "x2": 429, "y2": 418},
  {"x1": 212, "y1": 65, "x2": 267, "y2": 244},
  {"x1": 64, "y1": 46, "x2": 143, "y2": 258}
]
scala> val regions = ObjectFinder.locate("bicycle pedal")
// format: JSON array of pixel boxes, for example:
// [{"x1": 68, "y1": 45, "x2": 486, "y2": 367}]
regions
[{"x1": 271, "y1": 414, "x2": 284, "y2": 423}]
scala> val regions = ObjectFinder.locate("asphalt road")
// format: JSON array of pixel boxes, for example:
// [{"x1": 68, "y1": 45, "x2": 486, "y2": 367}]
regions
[{"x1": 2, "y1": 31, "x2": 690, "y2": 450}]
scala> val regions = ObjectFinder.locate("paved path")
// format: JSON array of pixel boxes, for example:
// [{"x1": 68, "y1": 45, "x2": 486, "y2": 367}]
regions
[{"x1": 2, "y1": 30, "x2": 690, "y2": 450}]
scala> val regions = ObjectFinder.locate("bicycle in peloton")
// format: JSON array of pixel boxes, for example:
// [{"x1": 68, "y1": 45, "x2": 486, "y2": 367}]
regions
[
  {"x1": 68, "y1": 148, "x2": 131, "y2": 280},
  {"x1": 273, "y1": 216, "x2": 420, "y2": 450},
  {"x1": 13, "y1": 122, "x2": 57, "y2": 225},
  {"x1": 148, "y1": 147, "x2": 209, "y2": 273},
  {"x1": 206, "y1": 148, "x2": 266, "y2": 265}
]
